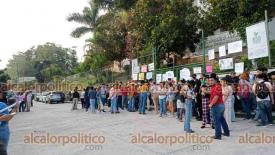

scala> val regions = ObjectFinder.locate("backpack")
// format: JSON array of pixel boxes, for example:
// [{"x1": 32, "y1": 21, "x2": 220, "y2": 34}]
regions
[{"x1": 255, "y1": 81, "x2": 269, "y2": 99}]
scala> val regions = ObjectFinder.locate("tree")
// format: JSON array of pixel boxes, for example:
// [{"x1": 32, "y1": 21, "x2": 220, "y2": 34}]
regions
[
  {"x1": 6, "y1": 43, "x2": 79, "y2": 83},
  {"x1": 94, "y1": 0, "x2": 137, "y2": 10},
  {"x1": 67, "y1": 1, "x2": 100, "y2": 38},
  {"x1": 199, "y1": 0, "x2": 275, "y2": 39},
  {"x1": 0, "y1": 69, "x2": 10, "y2": 83},
  {"x1": 129, "y1": 0, "x2": 200, "y2": 58}
]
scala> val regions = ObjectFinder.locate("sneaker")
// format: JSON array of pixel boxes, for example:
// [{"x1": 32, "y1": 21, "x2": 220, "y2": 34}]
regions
[
  {"x1": 186, "y1": 130, "x2": 195, "y2": 133},
  {"x1": 211, "y1": 136, "x2": 221, "y2": 140},
  {"x1": 222, "y1": 133, "x2": 230, "y2": 137},
  {"x1": 256, "y1": 123, "x2": 266, "y2": 127},
  {"x1": 201, "y1": 125, "x2": 206, "y2": 129}
]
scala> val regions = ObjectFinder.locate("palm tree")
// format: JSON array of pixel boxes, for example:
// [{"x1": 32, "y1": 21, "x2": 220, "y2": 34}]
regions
[{"x1": 67, "y1": 1, "x2": 99, "y2": 38}]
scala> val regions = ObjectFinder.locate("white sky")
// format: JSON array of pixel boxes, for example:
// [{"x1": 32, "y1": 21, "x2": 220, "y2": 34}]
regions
[{"x1": 0, "y1": 0, "x2": 92, "y2": 69}]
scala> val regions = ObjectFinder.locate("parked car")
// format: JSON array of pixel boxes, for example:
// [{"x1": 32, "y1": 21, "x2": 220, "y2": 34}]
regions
[
  {"x1": 41, "y1": 92, "x2": 50, "y2": 103},
  {"x1": 35, "y1": 93, "x2": 42, "y2": 101},
  {"x1": 46, "y1": 91, "x2": 65, "y2": 104}
]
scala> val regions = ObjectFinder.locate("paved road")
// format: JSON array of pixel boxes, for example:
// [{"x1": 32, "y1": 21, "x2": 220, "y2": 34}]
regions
[{"x1": 8, "y1": 101, "x2": 275, "y2": 155}]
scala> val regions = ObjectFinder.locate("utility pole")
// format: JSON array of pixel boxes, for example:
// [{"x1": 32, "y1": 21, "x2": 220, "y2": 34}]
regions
[
  {"x1": 265, "y1": 10, "x2": 271, "y2": 67},
  {"x1": 202, "y1": 30, "x2": 206, "y2": 74}
]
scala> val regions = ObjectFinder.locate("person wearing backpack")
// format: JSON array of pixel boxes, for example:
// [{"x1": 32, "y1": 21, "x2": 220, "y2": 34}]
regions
[
  {"x1": 238, "y1": 73, "x2": 252, "y2": 120},
  {"x1": 253, "y1": 73, "x2": 274, "y2": 126}
]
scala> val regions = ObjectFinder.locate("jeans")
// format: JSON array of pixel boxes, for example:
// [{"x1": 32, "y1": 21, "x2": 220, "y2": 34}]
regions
[
  {"x1": 19, "y1": 101, "x2": 26, "y2": 112},
  {"x1": 85, "y1": 98, "x2": 90, "y2": 111},
  {"x1": 258, "y1": 100, "x2": 273, "y2": 125},
  {"x1": 89, "y1": 99, "x2": 96, "y2": 113},
  {"x1": 139, "y1": 93, "x2": 147, "y2": 114},
  {"x1": 0, "y1": 125, "x2": 10, "y2": 152},
  {"x1": 100, "y1": 97, "x2": 106, "y2": 111},
  {"x1": 159, "y1": 97, "x2": 167, "y2": 116},
  {"x1": 231, "y1": 96, "x2": 236, "y2": 122},
  {"x1": 122, "y1": 96, "x2": 128, "y2": 109},
  {"x1": 211, "y1": 104, "x2": 229, "y2": 138},
  {"x1": 110, "y1": 97, "x2": 118, "y2": 113},
  {"x1": 241, "y1": 98, "x2": 251, "y2": 119},
  {"x1": 72, "y1": 98, "x2": 78, "y2": 110},
  {"x1": 128, "y1": 97, "x2": 135, "y2": 112},
  {"x1": 101, "y1": 97, "x2": 106, "y2": 106},
  {"x1": 184, "y1": 99, "x2": 192, "y2": 132}
]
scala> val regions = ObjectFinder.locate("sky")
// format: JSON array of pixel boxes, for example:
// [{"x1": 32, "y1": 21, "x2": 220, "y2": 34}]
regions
[{"x1": 0, "y1": 0, "x2": 92, "y2": 69}]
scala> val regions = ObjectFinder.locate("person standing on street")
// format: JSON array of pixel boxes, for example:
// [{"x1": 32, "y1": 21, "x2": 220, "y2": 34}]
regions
[
  {"x1": 253, "y1": 73, "x2": 274, "y2": 126},
  {"x1": 80, "y1": 89, "x2": 85, "y2": 109},
  {"x1": 84, "y1": 87, "x2": 90, "y2": 112},
  {"x1": 26, "y1": 91, "x2": 32, "y2": 112},
  {"x1": 209, "y1": 73, "x2": 230, "y2": 140},
  {"x1": 0, "y1": 100, "x2": 18, "y2": 155},
  {"x1": 88, "y1": 87, "x2": 97, "y2": 113},
  {"x1": 71, "y1": 88, "x2": 80, "y2": 111}
]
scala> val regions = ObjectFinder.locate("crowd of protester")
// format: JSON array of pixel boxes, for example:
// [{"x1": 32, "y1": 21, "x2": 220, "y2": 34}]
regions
[
  {"x1": 70, "y1": 67, "x2": 274, "y2": 140},
  {"x1": 1, "y1": 67, "x2": 274, "y2": 155}
]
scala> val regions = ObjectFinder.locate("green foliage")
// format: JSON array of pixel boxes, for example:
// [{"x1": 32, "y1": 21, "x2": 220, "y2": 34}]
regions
[
  {"x1": 6, "y1": 43, "x2": 78, "y2": 83},
  {"x1": 129, "y1": 0, "x2": 200, "y2": 58},
  {"x1": 67, "y1": 1, "x2": 99, "y2": 38},
  {"x1": 200, "y1": 0, "x2": 275, "y2": 39},
  {"x1": 0, "y1": 69, "x2": 10, "y2": 83},
  {"x1": 240, "y1": 55, "x2": 253, "y2": 71}
]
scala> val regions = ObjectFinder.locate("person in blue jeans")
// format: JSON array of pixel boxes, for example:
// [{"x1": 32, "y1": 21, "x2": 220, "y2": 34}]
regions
[
  {"x1": 0, "y1": 101, "x2": 17, "y2": 154},
  {"x1": 252, "y1": 73, "x2": 274, "y2": 126},
  {"x1": 158, "y1": 82, "x2": 167, "y2": 117},
  {"x1": 88, "y1": 87, "x2": 97, "y2": 113},
  {"x1": 209, "y1": 73, "x2": 230, "y2": 140},
  {"x1": 184, "y1": 81, "x2": 195, "y2": 133},
  {"x1": 139, "y1": 81, "x2": 148, "y2": 115},
  {"x1": 109, "y1": 84, "x2": 118, "y2": 114}
]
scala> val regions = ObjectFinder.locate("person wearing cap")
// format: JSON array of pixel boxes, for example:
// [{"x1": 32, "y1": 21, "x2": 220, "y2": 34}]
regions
[{"x1": 209, "y1": 73, "x2": 229, "y2": 140}]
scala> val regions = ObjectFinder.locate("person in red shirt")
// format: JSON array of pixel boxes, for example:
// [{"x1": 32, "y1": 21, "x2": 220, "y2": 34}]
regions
[
  {"x1": 121, "y1": 84, "x2": 129, "y2": 110},
  {"x1": 209, "y1": 73, "x2": 230, "y2": 140}
]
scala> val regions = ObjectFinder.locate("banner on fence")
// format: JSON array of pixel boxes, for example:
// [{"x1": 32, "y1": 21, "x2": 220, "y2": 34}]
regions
[
  {"x1": 208, "y1": 49, "x2": 215, "y2": 60},
  {"x1": 228, "y1": 40, "x2": 242, "y2": 54},
  {"x1": 193, "y1": 67, "x2": 202, "y2": 74},
  {"x1": 156, "y1": 74, "x2": 162, "y2": 84},
  {"x1": 219, "y1": 46, "x2": 226, "y2": 57},
  {"x1": 148, "y1": 63, "x2": 154, "y2": 71},
  {"x1": 246, "y1": 21, "x2": 269, "y2": 59},
  {"x1": 235, "y1": 62, "x2": 244, "y2": 74},
  {"x1": 219, "y1": 58, "x2": 234, "y2": 70},
  {"x1": 146, "y1": 72, "x2": 153, "y2": 80},
  {"x1": 206, "y1": 65, "x2": 213, "y2": 73}
]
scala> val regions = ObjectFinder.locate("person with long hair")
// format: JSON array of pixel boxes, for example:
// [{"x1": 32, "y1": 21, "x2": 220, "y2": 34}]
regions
[
  {"x1": 109, "y1": 84, "x2": 118, "y2": 114},
  {"x1": 238, "y1": 72, "x2": 252, "y2": 120},
  {"x1": 150, "y1": 82, "x2": 159, "y2": 114},
  {"x1": 201, "y1": 84, "x2": 211, "y2": 128},
  {"x1": 159, "y1": 82, "x2": 167, "y2": 117},
  {"x1": 220, "y1": 77, "x2": 233, "y2": 129},
  {"x1": 167, "y1": 83, "x2": 176, "y2": 117},
  {"x1": 183, "y1": 80, "x2": 195, "y2": 133}
]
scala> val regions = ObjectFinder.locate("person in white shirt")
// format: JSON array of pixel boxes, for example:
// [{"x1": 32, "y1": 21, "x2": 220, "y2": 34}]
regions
[
  {"x1": 80, "y1": 89, "x2": 85, "y2": 109},
  {"x1": 26, "y1": 91, "x2": 32, "y2": 112},
  {"x1": 150, "y1": 82, "x2": 159, "y2": 114}
]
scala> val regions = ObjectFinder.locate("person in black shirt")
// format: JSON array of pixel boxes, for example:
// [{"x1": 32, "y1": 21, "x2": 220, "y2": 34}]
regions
[{"x1": 71, "y1": 87, "x2": 80, "y2": 110}]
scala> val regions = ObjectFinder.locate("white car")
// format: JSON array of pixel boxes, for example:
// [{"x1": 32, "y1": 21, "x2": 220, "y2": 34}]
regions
[{"x1": 40, "y1": 92, "x2": 50, "y2": 103}]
